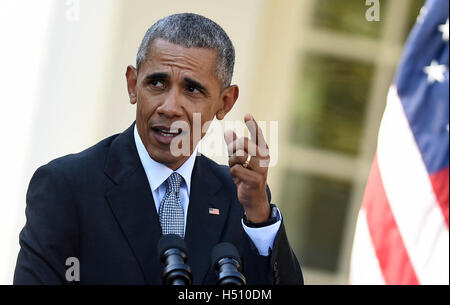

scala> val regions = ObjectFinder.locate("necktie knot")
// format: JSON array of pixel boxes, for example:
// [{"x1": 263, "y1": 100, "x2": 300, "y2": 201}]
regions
[{"x1": 167, "y1": 172, "x2": 182, "y2": 194}]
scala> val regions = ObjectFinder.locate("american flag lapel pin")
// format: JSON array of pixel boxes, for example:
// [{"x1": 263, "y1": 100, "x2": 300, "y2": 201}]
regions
[{"x1": 209, "y1": 207, "x2": 220, "y2": 215}]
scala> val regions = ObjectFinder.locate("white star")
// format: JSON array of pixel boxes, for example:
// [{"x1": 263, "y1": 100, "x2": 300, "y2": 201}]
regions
[
  {"x1": 416, "y1": 6, "x2": 427, "y2": 24},
  {"x1": 438, "y1": 18, "x2": 449, "y2": 42},
  {"x1": 423, "y1": 60, "x2": 447, "y2": 83}
]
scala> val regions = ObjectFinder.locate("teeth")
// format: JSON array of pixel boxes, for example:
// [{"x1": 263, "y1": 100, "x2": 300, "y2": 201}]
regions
[
  {"x1": 154, "y1": 126, "x2": 181, "y2": 138},
  {"x1": 160, "y1": 129, "x2": 177, "y2": 137}
]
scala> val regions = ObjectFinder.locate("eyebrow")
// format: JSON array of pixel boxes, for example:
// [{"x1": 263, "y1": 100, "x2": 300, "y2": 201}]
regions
[{"x1": 144, "y1": 72, "x2": 170, "y2": 83}]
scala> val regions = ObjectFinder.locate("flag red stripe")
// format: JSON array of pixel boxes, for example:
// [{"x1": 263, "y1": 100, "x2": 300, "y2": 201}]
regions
[
  {"x1": 429, "y1": 167, "x2": 449, "y2": 228},
  {"x1": 363, "y1": 154, "x2": 420, "y2": 284}
]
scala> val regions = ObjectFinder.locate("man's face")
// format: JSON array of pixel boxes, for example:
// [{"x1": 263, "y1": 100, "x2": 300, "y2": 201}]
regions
[{"x1": 126, "y1": 38, "x2": 238, "y2": 170}]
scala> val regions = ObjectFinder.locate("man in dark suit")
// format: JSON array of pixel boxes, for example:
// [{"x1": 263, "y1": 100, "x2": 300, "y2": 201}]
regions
[{"x1": 14, "y1": 13, "x2": 303, "y2": 285}]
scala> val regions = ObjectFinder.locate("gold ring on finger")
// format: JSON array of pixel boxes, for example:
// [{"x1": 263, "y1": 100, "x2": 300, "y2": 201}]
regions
[{"x1": 242, "y1": 157, "x2": 250, "y2": 168}]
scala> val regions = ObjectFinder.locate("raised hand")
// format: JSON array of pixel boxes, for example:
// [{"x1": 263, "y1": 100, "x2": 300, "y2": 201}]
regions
[{"x1": 224, "y1": 114, "x2": 271, "y2": 223}]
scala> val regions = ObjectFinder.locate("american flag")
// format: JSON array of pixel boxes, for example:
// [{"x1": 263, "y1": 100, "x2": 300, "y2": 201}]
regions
[
  {"x1": 209, "y1": 208, "x2": 220, "y2": 215},
  {"x1": 350, "y1": 0, "x2": 449, "y2": 284}
]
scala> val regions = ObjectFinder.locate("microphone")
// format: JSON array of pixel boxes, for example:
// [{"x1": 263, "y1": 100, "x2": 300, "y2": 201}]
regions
[
  {"x1": 211, "y1": 242, "x2": 246, "y2": 285},
  {"x1": 158, "y1": 234, "x2": 193, "y2": 285}
]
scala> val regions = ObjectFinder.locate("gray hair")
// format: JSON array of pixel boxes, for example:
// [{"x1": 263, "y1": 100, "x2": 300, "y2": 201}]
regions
[{"x1": 136, "y1": 13, "x2": 235, "y2": 88}]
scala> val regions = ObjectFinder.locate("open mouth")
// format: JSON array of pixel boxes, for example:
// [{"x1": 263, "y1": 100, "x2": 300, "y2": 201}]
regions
[
  {"x1": 152, "y1": 126, "x2": 182, "y2": 137},
  {"x1": 152, "y1": 127, "x2": 182, "y2": 137},
  {"x1": 151, "y1": 125, "x2": 184, "y2": 144}
]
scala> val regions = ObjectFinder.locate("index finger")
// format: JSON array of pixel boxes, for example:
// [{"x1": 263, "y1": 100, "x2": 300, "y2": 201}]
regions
[{"x1": 244, "y1": 114, "x2": 268, "y2": 149}]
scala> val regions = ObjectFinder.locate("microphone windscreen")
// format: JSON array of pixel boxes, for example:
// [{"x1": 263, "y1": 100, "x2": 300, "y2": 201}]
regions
[
  {"x1": 158, "y1": 234, "x2": 187, "y2": 259},
  {"x1": 211, "y1": 242, "x2": 241, "y2": 266}
]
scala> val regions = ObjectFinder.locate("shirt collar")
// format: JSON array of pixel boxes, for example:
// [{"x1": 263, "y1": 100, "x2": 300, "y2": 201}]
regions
[{"x1": 133, "y1": 124, "x2": 198, "y2": 195}]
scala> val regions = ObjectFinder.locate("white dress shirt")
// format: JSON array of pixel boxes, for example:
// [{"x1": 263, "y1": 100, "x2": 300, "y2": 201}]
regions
[{"x1": 133, "y1": 125, "x2": 281, "y2": 256}]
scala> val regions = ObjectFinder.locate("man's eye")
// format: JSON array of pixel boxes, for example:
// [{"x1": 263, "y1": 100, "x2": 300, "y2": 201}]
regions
[
  {"x1": 150, "y1": 80, "x2": 164, "y2": 88},
  {"x1": 187, "y1": 86, "x2": 199, "y2": 93}
]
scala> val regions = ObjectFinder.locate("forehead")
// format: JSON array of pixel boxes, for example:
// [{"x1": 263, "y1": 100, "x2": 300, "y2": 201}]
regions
[{"x1": 140, "y1": 39, "x2": 220, "y2": 82}]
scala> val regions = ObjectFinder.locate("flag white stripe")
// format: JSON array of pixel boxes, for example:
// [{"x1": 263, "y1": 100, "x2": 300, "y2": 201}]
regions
[
  {"x1": 377, "y1": 86, "x2": 449, "y2": 284},
  {"x1": 350, "y1": 209, "x2": 386, "y2": 285}
]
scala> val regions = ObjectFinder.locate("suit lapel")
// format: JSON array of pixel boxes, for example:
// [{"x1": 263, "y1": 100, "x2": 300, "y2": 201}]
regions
[
  {"x1": 184, "y1": 156, "x2": 229, "y2": 284},
  {"x1": 104, "y1": 124, "x2": 230, "y2": 284},
  {"x1": 104, "y1": 123, "x2": 162, "y2": 284}
]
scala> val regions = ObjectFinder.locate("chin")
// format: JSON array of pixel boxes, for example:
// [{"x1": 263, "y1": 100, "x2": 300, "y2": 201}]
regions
[{"x1": 149, "y1": 149, "x2": 184, "y2": 167}]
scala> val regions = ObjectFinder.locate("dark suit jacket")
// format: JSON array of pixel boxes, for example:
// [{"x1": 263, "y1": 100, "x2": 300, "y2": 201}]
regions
[{"x1": 14, "y1": 123, "x2": 303, "y2": 285}]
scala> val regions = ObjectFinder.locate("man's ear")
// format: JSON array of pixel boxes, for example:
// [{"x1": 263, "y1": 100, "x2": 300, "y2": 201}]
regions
[
  {"x1": 216, "y1": 85, "x2": 239, "y2": 120},
  {"x1": 126, "y1": 65, "x2": 138, "y2": 105}
]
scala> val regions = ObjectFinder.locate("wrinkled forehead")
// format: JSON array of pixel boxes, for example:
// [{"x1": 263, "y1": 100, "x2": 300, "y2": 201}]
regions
[{"x1": 141, "y1": 39, "x2": 220, "y2": 81}]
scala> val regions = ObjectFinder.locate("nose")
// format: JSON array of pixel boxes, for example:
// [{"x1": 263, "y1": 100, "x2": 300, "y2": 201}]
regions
[{"x1": 156, "y1": 88, "x2": 183, "y2": 118}]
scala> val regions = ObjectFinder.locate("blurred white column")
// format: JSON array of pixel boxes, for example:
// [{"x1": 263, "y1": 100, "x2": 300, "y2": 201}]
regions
[
  {"x1": 0, "y1": 0, "x2": 121, "y2": 284},
  {"x1": 0, "y1": 0, "x2": 54, "y2": 285}
]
